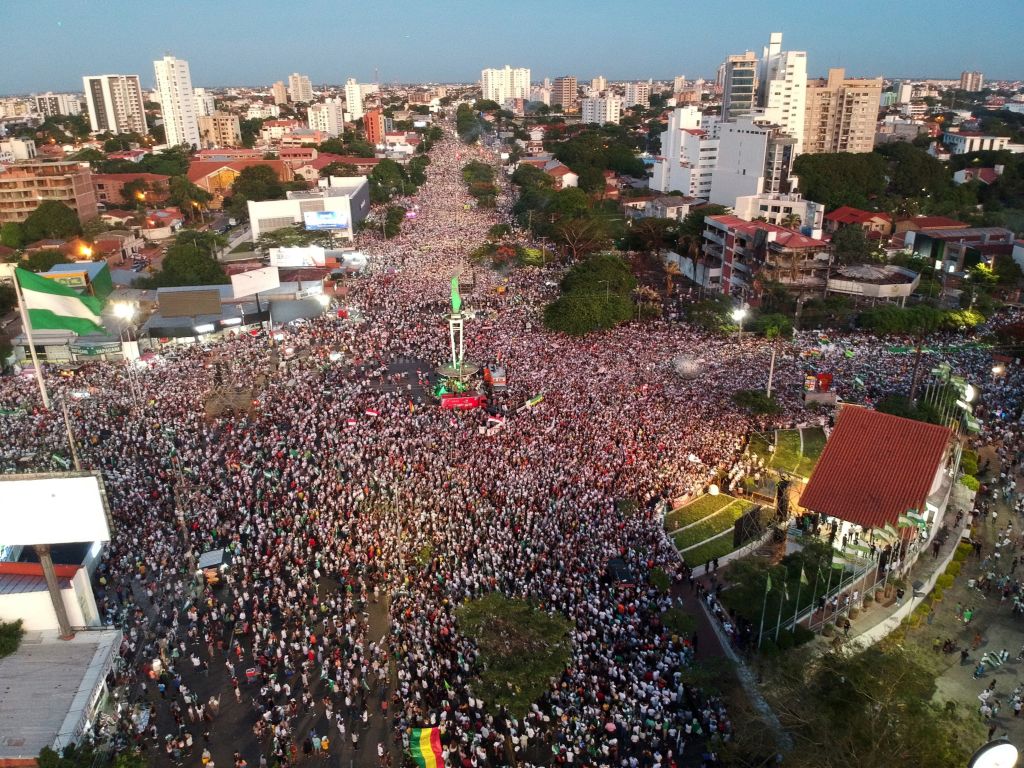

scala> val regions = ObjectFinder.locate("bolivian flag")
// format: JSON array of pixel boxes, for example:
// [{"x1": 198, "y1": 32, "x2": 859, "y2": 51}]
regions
[{"x1": 410, "y1": 727, "x2": 444, "y2": 768}]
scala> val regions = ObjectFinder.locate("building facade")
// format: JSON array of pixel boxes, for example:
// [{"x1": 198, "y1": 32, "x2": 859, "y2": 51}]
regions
[
  {"x1": 247, "y1": 178, "x2": 370, "y2": 242},
  {"x1": 650, "y1": 107, "x2": 717, "y2": 199},
  {"x1": 481, "y1": 66, "x2": 531, "y2": 105},
  {"x1": 804, "y1": 68, "x2": 883, "y2": 154},
  {"x1": 0, "y1": 138, "x2": 38, "y2": 163},
  {"x1": 82, "y1": 74, "x2": 148, "y2": 135},
  {"x1": 197, "y1": 113, "x2": 242, "y2": 148},
  {"x1": 153, "y1": 56, "x2": 201, "y2": 149},
  {"x1": 580, "y1": 97, "x2": 622, "y2": 125},
  {"x1": 364, "y1": 108, "x2": 386, "y2": 145},
  {"x1": 623, "y1": 82, "x2": 651, "y2": 109},
  {"x1": 758, "y1": 33, "x2": 806, "y2": 154},
  {"x1": 307, "y1": 99, "x2": 345, "y2": 138},
  {"x1": 34, "y1": 92, "x2": 82, "y2": 117},
  {"x1": 287, "y1": 73, "x2": 313, "y2": 103},
  {"x1": 192, "y1": 87, "x2": 216, "y2": 117},
  {"x1": 721, "y1": 52, "x2": 758, "y2": 120},
  {"x1": 344, "y1": 78, "x2": 364, "y2": 121},
  {"x1": 271, "y1": 81, "x2": 289, "y2": 106},
  {"x1": 0, "y1": 160, "x2": 98, "y2": 225},
  {"x1": 960, "y1": 71, "x2": 984, "y2": 92},
  {"x1": 552, "y1": 76, "x2": 578, "y2": 111},
  {"x1": 942, "y1": 131, "x2": 1009, "y2": 154},
  {"x1": 732, "y1": 192, "x2": 824, "y2": 231}
]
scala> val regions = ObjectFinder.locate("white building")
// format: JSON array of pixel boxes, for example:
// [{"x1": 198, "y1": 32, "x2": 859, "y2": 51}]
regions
[
  {"x1": 82, "y1": 74, "x2": 148, "y2": 135},
  {"x1": 758, "y1": 32, "x2": 806, "y2": 154},
  {"x1": 246, "y1": 102, "x2": 281, "y2": 120},
  {"x1": 580, "y1": 97, "x2": 622, "y2": 126},
  {"x1": 193, "y1": 87, "x2": 216, "y2": 117},
  {"x1": 308, "y1": 98, "x2": 345, "y2": 138},
  {"x1": 0, "y1": 138, "x2": 37, "y2": 163},
  {"x1": 287, "y1": 73, "x2": 313, "y2": 103},
  {"x1": 481, "y1": 66, "x2": 531, "y2": 105},
  {"x1": 732, "y1": 192, "x2": 824, "y2": 233},
  {"x1": 623, "y1": 82, "x2": 650, "y2": 108},
  {"x1": 650, "y1": 107, "x2": 718, "y2": 199},
  {"x1": 153, "y1": 56, "x2": 201, "y2": 148},
  {"x1": 344, "y1": 78, "x2": 364, "y2": 121},
  {"x1": 247, "y1": 177, "x2": 370, "y2": 242},
  {"x1": 529, "y1": 86, "x2": 551, "y2": 106},
  {"x1": 591, "y1": 76, "x2": 607, "y2": 93},
  {"x1": 942, "y1": 131, "x2": 1009, "y2": 155},
  {"x1": 34, "y1": 92, "x2": 81, "y2": 117}
]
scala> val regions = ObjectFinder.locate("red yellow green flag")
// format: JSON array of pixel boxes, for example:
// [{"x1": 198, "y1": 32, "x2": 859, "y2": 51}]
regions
[{"x1": 410, "y1": 727, "x2": 444, "y2": 768}]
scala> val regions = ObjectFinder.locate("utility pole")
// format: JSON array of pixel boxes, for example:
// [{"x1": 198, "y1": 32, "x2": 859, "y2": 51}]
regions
[
  {"x1": 766, "y1": 346, "x2": 777, "y2": 398},
  {"x1": 35, "y1": 544, "x2": 74, "y2": 640},
  {"x1": 60, "y1": 400, "x2": 82, "y2": 471}
]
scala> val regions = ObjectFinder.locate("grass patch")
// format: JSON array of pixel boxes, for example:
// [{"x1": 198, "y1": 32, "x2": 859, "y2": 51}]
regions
[
  {"x1": 796, "y1": 427, "x2": 827, "y2": 476},
  {"x1": 229, "y1": 239, "x2": 253, "y2": 254},
  {"x1": 680, "y1": 536, "x2": 737, "y2": 567},
  {"x1": 664, "y1": 494, "x2": 732, "y2": 531},
  {"x1": 747, "y1": 427, "x2": 827, "y2": 478},
  {"x1": 456, "y1": 593, "x2": 572, "y2": 719},
  {"x1": 0, "y1": 619, "x2": 24, "y2": 658},
  {"x1": 675, "y1": 500, "x2": 755, "y2": 550}
]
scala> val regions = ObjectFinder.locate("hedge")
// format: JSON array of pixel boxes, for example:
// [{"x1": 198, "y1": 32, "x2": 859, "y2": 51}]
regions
[
  {"x1": 954, "y1": 542, "x2": 972, "y2": 562},
  {"x1": 945, "y1": 561, "x2": 962, "y2": 578}
]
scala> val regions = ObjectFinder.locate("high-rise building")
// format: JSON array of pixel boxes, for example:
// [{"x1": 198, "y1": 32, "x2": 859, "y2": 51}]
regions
[
  {"x1": 344, "y1": 79, "x2": 364, "y2": 121},
  {"x1": 552, "y1": 76, "x2": 578, "y2": 111},
  {"x1": 581, "y1": 97, "x2": 622, "y2": 126},
  {"x1": 82, "y1": 74, "x2": 148, "y2": 135},
  {"x1": 804, "y1": 68, "x2": 883, "y2": 154},
  {"x1": 650, "y1": 107, "x2": 717, "y2": 199},
  {"x1": 287, "y1": 73, "x2": 313, "y2": 103},
  {"x1": 481, "y1": 66, "x2": 531, "y2": 104},
  {"x1": 364, "y1": 108, "x2": 386, "y2": 145},
  {"x1": 960, "y1": 71, "x2": 984, "y2": 92},
  {"x1": 623, "y1": 82, "x2": 650, "y2": 108},
  {"x1": 271, "y1": 81, "x2": 289, "y2": 106},
  {"x1": 720, "y1": 52, "x2": 758, "y2": 120},
  {"x1": 673, "y1": 75, "x2": 687, "y2": 93},
  {"x1": 307, "y1": 99, "x2": 345, "y2": 138},
  {"x1": 197, "y1": 113, "x2": 242, "y2": 148},
  {"x1": 193, "y1": 87, "x2": 216, "y2": 117},
  {"x1": 34, "y1": 92, "x2": 82, "y2": 118},
  {"x1": 0, "y1": 138, "x2": 37, "y2": 163},
  {"x1": 758, "y1": 33, "x2": 807, "y2": 154},
  {"x1": 153, "y1": 56, "x2": 201, "y2": 148},
  {"x1": 591, "y1": 76, "x2": 607, "y2": 93},
  {"x1": 0, "y1": 160, "x2": 98, "y2": 225}
]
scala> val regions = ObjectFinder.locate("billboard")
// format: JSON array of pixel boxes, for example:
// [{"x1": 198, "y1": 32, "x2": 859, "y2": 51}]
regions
[
  {"x1": 440, "y1": 394, "x2": 486, "y2": 410},
  {"x1": 0, "y1": 473, "x2": 111, "y2": 545},
  {"x1": 303, "y1": 210, "x2": 349, "y2": 231},
  {"x1": 269, "y1": 246, "x2": 327, "y2": 268},
  {"x1": 231, "y1": 266, "x2": 281, "y2": 299}
]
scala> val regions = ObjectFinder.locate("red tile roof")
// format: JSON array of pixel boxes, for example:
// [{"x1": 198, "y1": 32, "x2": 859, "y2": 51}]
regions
[
  {"x1": 799, "y1": 406, "x2": 951, "y2": 530},
  {"x1": 825, "y1": 206, "x2": 891, "y2": 226},
  {"x1": 899, "y1": 215, "x2": 968, "y2": 230},
  {"x1": 707, "y1": 215, "x2": 828, "y2": 248},
  {"x1": 91, "y1": 172, "x2": 170, "y2": 185},
  {"x1": 186, "y1": 159, "x2": 289, "y2": 184}
]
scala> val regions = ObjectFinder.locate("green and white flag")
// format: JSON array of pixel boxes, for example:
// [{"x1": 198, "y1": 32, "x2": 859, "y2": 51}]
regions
[{"x1": 16, "y1": 268, "x2": 104, "y2": 335}]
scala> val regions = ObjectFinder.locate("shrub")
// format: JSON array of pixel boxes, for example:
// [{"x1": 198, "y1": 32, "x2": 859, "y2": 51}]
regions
[
  {"x1": 863, "y1": 593, "x2": 874, "y2": 604},
  {"x1": 955, "y1": 542, "x2": 972, "y2": 562},
  {"x1": 932, "y1": 587, "x2": 944, "y2": 602},
  {"x1": 960, "y1": 475, "x2": 980, "y2": 491},
  {"x1": 0, "y1": 619, "x2": 24, "y2": 658},
  {"x1": 945, "y1": 561, "x2": 962, "y2": 578},
  {"x1": 936, "y1": 574, "x2": 955, "y2": 590}
]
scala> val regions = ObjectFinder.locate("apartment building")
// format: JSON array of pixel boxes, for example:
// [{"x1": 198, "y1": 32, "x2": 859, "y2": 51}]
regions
[
  {"x1": 271, "y1": 81, "x2": 289, "y2": 106},
  {"x1": 720, "y1": 52, "x2": 758, "y2": 120},
  {"x1": 364, "y1": 108, "x2": 387, "y2": 146},
  {"x1": 0, "y1": 160, "x2": 98, "y2": 225},
  {"x1": 287, "y1": 73, "x2": 313, "y2": 104},
  {"x1": 580, "y1": 97, "x2": 622, "y2": 126},
  {"x1": 758, "y1": 33, "x2": 806, "y2": 153},
  {"x1": 960, "y1": 71, "x2": 984, "y2": 92},
  {"x1": 197, "y1": 113, "x2": 243, "y2": 148},
  {"x1": 34, "y1": 92, "x2": 82, "y2": 117},
  {"x1": 552, "y1": 76, "x2": 578, "y2": 111},
  {"x1": 803, "y1": 68, "x2": 883, "y2": 154},
  {"x1": 481, "y1": 66, "x2": 531, "y2": 104},
  {"x1": 82, "y1": 74, "x2": 148, "y2": 135},
  {"x1": 732, "y1": 192, "x2": 824, "y2": 231},
  {"x1": 344, "y1": 78, "x2": 364, "y2": 121},
  {"x1": 942, "y1": 131, "x2": 1009, "y2": 155},
  {"x1": 153, "y1": 56, "x2": 201, "y2": 148},
  {"x1": 623, "y1": 82, "x2": 650, "y2": 109},
  {"x1": 591, "y1": 76, "x2": 607, "y2": 93},
  {"x1": 308, "y1": 99, "x2": 345, "y2": 138},
  {"x1": 193, "y1": 87, "x2": 216, "y2": 117},
  {"x1": 0, "y1": 139, "x2": 38, "y2": 163}
]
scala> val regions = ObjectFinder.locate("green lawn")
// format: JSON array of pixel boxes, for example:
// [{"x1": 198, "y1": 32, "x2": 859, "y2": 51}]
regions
[
  {"x1": 674, "y1": 499, "x2": 755, "y2": 550},
  {"x1": 746, "y1": 427, "x2": 828, "y2": 479},
  {"x1": 681, "y1": 535, "x2": 736, "y2": 567},
  {"x1": 664, "y1": 494, "x2": 733, "y2": 531},
  {"x1": 796, "y1": 427, "x2": 827, "y2": 477}
]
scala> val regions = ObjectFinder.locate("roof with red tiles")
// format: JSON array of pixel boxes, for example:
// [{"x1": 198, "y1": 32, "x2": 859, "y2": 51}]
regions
[
  {"x1": 186, "y1": 159, "x2": 289, "y2": 184},
  {"x1": 825, "y1": 206, "x2": 891, "y2": 225},
  {"x1": 706, "y1": 215, "x2": 829, "y2": 249},
  {"x1": 799, "y1": 405, "x2": 951, "y2": 530}
]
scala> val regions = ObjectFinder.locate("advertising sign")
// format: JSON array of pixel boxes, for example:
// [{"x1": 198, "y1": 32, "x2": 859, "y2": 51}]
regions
[
  {"x1": 270, "y1": 246, "x2": 327, "y2": 268},
  {"x1": 231, "y1": 266, "x2": 281, "y2": 299},
  {"x1": 303, "y1": 210, "x2": 349, "y2": 231},
  {"x1": 440, "y1": 395, "x2": 485, "y2": 410}
]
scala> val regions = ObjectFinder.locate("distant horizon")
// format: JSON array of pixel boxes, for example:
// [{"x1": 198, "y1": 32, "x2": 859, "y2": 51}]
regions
[{"x1": 4, "y1": 0, "x2": 1023, "y2": 95}]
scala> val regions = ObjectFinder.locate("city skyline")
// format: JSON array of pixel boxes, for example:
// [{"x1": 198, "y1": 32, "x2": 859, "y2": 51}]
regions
[{"x1": 4, "y1": 0, "x2": 1023, "y2": 95}]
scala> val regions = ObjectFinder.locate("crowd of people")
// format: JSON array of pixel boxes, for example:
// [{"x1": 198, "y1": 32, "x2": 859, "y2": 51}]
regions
[{"x1": 2, "y1": 123, "x2": 1023, "y2": 768}]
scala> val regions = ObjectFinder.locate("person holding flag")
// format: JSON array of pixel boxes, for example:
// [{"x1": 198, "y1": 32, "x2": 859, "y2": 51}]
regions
[{"x1": 409, "y1": 726, "x2": 444, "y2": 768}]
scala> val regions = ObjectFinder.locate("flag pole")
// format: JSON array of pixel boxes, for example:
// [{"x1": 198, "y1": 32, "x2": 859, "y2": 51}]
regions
[
  {"x1": 774, "y1": 569, "x2": 787, "y2": 643},
  {"x1": 791, "y1": 567, "x2": 806, "y2": 632},
  {"x1": 757, "y1": 573, "x2": 770, "y2": 650},
  {"x1": 12, "y1": 269, "x2": 50, "y2": 410},
  {"x1": 60, "y1": 400, "x2": 82, "y2": 471}
]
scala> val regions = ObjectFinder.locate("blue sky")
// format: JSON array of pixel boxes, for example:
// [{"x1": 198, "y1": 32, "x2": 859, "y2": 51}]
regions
[{"x1": 4, "y1": 0, "x2": 1023, "y2": 94}]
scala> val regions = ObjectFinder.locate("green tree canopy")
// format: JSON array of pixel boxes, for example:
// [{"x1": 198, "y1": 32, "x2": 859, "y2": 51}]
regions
[
  {"x1": 137, "y1": 242, "x2": 229, "y2": 288},
  {"x1": 679, "y1": 204, "x2": 730, "y2": 242},
  {"x1": 319, "y1": 162, "x2": 360, "y2": 179},
  {"x1": 792, "y1": 152, "x2": 888, "y2": 209},
  {"x1": 23, "y1": 201, "x2": 82, "y2": 241},
  {"x1": 831, "y1": 225, "x2": 882, "y2": 265},
  {"x1": 369, "y1": 159, "x2": 410, "y2": 203},
  {"x1": 0, "y1": 222, "x2": 25, "y2": 250},
  {"x1": 859, "y1": 304, "x2": 945, "y2": 336},
  {"x1": 19, "y1": 249, "x2": 65, "y2": 273}
]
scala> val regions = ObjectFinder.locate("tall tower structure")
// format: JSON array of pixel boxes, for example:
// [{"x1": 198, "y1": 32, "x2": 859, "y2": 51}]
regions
[{"x1": 153, "y1": 55, "x2": 200, "y2": 148}]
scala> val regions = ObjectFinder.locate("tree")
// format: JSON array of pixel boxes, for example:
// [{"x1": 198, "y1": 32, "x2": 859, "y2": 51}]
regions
[
  {"x1": 23, "y1": 201, "x2": 81, "y2": 242},
  {"x1": 319, "y1": 162, "x2": 360, "y2": 179},
  {"x1": 0, "y1": 283, "x2": 15, "y2": 315},
  {"x1": 831, "y1": 225, "x2": 881, "y2": 265},
  {"x1": 553, "y1": 217, "x2": 610, "y2": 261},
  {"x1": 19, "y1": 249, "x2": 65, "y2": 273},
  {"x1": 173, "y1": 229, "x2": 226, "y2": 257},
  {"x1": 780, "y1": 212, "x2": 802, "y2": 229},
  {"x1": 792, "y1": 152, "x2": 888, "y2": 209},
  {"x1": 120, "y1": 178, "x2": 151, "y2": 207},
  {"x1": 511, "y1": 164, "x2": 554, "y2": 190},
  {"x1": 254, "y1": 225, "x2": 331, "y2": 253},
  {"x1": 240, "y1": 117, "x2": 264, "y2": 148},
  {"x1": 679, "y1": 204, "x2": 730, "y2": 242},
  {"x1": 167, "y1": 176, "x2": 213, "y2": 221},
  {"x1": 369, "y1": 159, "x2": 409, "y2": 203},
  {"x1": 137, "y1": 243, "x2": 228, "y2": 287},
  {"x1": 0, "y1": 222, "x2": 25, "y2": 250},
  {"x1": 231, "y1": 165, "x2": 286, "y2": 202}
]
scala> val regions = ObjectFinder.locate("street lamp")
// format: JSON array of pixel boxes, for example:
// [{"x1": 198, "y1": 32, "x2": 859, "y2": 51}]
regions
[
  {"x1": 732, "y1": 307, "x2": 747, "y2": 335},
  {"x1": 968, "y1": 739, "x2": 1018, "y2": 768},
  {"x1": 113, "y1": 302, "x2": 135, "y2": 321}
]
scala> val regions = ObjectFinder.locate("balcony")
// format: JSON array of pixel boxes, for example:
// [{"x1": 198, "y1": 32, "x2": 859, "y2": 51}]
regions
[{"x1": 703, "y1": 228, "x2": 725, "y2": 246}]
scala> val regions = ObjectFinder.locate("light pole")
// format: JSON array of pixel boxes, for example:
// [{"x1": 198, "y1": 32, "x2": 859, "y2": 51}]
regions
[
  {"x1": 968, "y1": 739, "x2": 1018, "y2": 768},
  {"x1": 113, "y1": 303, "x2": 142, "y2": 407},
  {"x1": 732, "y1": 307, "x2": 747, "y2": 337}
]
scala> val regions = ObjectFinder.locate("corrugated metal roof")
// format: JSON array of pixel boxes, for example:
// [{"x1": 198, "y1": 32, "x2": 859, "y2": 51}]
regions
[
  {"x1": 0, "y1": 574, "x2": 70, "y2": 595},
  {"x1": 798, "y1": 406, "x2": 951, "y2": 530}
]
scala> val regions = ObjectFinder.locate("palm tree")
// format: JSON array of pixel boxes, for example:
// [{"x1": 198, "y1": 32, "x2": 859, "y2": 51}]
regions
[
  {"x1": 780, "y1": 213, "x2": 802, "y2": 230},
  {"x1": 663, "y1": 259, "x2": 682, "y2": 296}
]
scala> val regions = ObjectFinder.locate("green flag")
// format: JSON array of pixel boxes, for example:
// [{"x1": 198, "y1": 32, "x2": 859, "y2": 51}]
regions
[
  {"x1": 16, "y1": 267, "x2": 105, "y2": 335},
  {"x1": 765, "y1": 573, "x2": 772, "y2": 593},
  {"x1": 799, "y1": 567, "x2": 809, "y2": 585},
  {"x1": 450, "y1": 276, "x2": 462, "y2": 313}
]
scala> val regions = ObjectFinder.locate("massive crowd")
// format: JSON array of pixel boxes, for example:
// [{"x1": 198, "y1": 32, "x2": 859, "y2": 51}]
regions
[{"x1": 1, "y1": 125, "x2": 1022, "y2": 768}]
